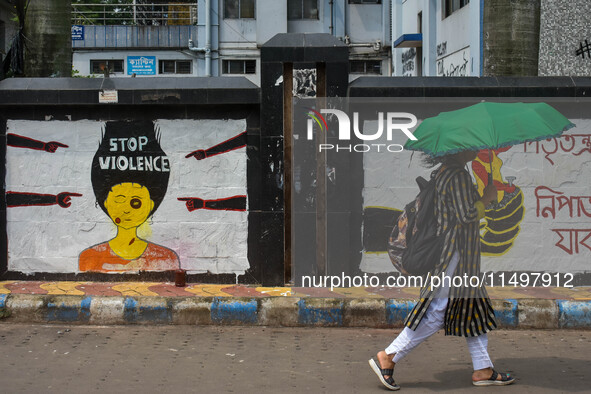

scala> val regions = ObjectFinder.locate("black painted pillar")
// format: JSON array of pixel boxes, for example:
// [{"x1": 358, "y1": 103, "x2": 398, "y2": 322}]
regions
[{"x1": 260, "y1": 33, "x2": 351, "y2": 286}]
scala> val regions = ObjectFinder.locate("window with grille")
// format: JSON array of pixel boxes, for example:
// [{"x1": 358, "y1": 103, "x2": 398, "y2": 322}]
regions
[
  {"x1": 443, "y1": 0, "x2": 469, "y2": 18},
  {"x1": 159, "y1": 60, "x2": 192, "y2": 74},
  {"x1": 90, "y1": 60, "x2": 124, "y2": 74},
  {"x1": 224, "y1": 0, "x2": 255, "y2": 18},
  {"x1": 350, "y1": 60, "x2": 382, "y2": 74},
  {"x1": 288, "y1": 0, "x2": 319, "y2": 19},
  {"x1": 222, "y1": 59, "x2": 256, "y2": 74}
]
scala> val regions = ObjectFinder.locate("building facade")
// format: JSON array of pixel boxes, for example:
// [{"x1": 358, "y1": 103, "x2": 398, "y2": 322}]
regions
[
  {"x1": 71, "y1": 0, "x2": 392, "y2": 84},
  {"x1": 392, "y1": 0, "x2": 481, "y2": 77},
  {"x1": 391, "y1": 0, "x2": 554, "y2": 77}
]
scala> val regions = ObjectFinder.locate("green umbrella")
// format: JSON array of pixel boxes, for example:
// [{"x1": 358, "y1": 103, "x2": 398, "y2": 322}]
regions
[{"x1": 404, "y1": 102, "x2": 575, "y2": 157}]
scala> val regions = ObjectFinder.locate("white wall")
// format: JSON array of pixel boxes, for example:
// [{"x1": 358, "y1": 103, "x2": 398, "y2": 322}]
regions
[
  {"x1": 436, "y1": 3, "x2": 472, "y2": 76},
  {"x1": 347, "y1": 3, "x2": 384, "y2": 43}
]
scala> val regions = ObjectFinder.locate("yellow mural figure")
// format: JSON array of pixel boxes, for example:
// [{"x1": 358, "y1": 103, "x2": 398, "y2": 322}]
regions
[{"x1": 79, "y1": 121, "x2": 180, "y2": 272}]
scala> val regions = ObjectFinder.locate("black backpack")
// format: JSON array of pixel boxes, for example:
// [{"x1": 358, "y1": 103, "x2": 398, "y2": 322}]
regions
[{"x1": 387, "y1": 170, "x2": 445, "y2": 276}]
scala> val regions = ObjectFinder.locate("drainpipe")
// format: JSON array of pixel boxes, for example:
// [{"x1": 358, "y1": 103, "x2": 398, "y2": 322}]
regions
[
  {"x1": 329, "y1": 0, "x2": 334, "y2": 35},
  {"x1": 205, "y1": 0, "x2": 211, "y2": 76},
  {"x1": 188, "y1": 0, "x2": 211, "y2": 76},
  {"x1": 344, "y1": 0, "x2": 348, "y2": 38}
]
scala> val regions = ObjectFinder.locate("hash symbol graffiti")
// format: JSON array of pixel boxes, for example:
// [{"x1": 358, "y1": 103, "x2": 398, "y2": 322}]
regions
[{"x1": 575, "y1": 39, "x2": 591, "y2": 59}]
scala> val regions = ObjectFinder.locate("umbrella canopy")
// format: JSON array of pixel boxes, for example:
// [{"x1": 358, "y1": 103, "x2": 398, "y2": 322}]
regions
[{"x1": 404, "y1": 102, "x2": 575, "y2": 157}]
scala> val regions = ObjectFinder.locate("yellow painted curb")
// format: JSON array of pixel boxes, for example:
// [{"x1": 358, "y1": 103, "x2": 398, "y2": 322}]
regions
[
  {"x1": 39, "y1": 282, "x2": 86, "y2": 296},
  {"x1": 185, "y1": 284, "x2": 233, "y2": 297},
  {"x1": 0, "y1": 281, "x2": 16, "y2": 295},
  {"x1": 111, "y1": 283, "x2": 160, "y2": 297}
]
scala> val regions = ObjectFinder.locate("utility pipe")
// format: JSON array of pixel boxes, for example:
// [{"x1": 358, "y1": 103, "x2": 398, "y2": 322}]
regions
[
  {"x1": 188, "y1": 0, "x2": 211, "y2": 76},
  {"x1": 205, "y1": 0, "x2": 211, "y2": 76},
  {"x1": 329, "y1": 0, "x2": 334, "y2": 35},
  {"x1": 346, "y1": 40, "x2": 382, "y2": 51}
]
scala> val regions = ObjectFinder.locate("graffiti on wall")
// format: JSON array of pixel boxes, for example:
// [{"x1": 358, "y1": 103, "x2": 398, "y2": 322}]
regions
[
  {"x1": 437, "y1": 42, "x2": 447, "y2": 57},
  {"x1": 293, "y1": 68, "x2": 317, "y2": 98},
  {"x1": 523, "y1": 133, "x2": 591, "y2": 165},
  {"x1": 401, "y1": 48, "x2": 416, "y2": 76},
  {"x1": 535, "y1": 186, "x2": 591, "y2": 255},
  {"x1": 437, "y1": 48, "x2": 469, "y2": 77},
  {"x1": 575, "y1": 39, "x2": 591, "y2": 59},
  {"x1": 5, "y1": 119, "x2": 249, "y2": 275}
]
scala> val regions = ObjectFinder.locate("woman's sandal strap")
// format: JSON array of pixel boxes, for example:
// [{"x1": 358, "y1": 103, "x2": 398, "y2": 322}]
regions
[
  {"x1": 381, "y1": 368, "x2": 393, "y2": 376},
  {"x1": 490, "y1": 370, "x2": 499, "y2": 381}
]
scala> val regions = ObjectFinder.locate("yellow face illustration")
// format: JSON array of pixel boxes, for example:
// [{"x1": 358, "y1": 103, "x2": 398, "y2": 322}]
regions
[{"x1": 104, "y1": 183, "x2": 154, "y2": 230}]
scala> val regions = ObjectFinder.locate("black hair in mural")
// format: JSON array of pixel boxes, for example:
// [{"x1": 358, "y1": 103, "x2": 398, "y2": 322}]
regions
[{"x1": 91, "y1": 120, "x2": 170, "y2": 216}]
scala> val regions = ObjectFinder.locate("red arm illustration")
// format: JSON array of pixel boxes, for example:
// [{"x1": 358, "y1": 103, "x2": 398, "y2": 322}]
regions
[
  {"x1": 178, "y1": 196, "x2": 247, "y2": 212},
  {"x1": 185, "y1": 131, "x2": 246, "y2": 160},
  {"x1": 6, "y1": 192, "x2": 82, "y2": 208},
  {"x1": 7, "y1": 133, "x2": 69, "y2": 153}
]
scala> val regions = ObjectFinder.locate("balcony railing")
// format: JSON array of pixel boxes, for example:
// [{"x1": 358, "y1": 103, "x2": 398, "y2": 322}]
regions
[{"x1": 72, "y1": 2, "x2": 198, "y2": 26}]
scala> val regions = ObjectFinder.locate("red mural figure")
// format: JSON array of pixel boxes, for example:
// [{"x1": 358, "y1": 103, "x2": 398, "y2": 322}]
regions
[
  {"x1": 7, "y1": 133, "x2": 68, "y2": 153},
  {"x1": 79, "y1": 120, "x2": 180, "y2": 273},
  {"x1": 471, "y1": 147, "x2": 515, "y2": 196},
  {"x1": 178, "y1": 195, "x2": 247, "y2": 212},
  {"x1": 6, "y1": 191, "x2": 82, "y2": 208},
  {"x1": 185, "y1": 131, "x2": 246, "y2": 160}
]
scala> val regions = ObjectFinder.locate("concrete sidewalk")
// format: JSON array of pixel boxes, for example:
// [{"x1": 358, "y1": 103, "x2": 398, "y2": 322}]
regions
[
  {"x1": 1, "y1": 324, "x2": 589, "y2": 393},
  {"x1": 1, "y1": 281, "x2": 590, "y2": 328}
]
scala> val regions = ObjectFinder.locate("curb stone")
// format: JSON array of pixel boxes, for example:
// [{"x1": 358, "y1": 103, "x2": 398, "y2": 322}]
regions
[{"x1": 0, "y1": 294, "x2": 590, "y2": 328}]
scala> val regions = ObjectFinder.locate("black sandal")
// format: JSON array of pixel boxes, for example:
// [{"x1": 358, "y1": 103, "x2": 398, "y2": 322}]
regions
[
  {"x1": 368, "y1": 358, "x2": 400, "y2": 391},
  {"x1": 472, "y1": 369, "x2": 515, "y2": 386}
]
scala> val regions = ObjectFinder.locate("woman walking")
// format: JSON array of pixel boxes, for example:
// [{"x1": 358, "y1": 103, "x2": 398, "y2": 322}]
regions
[{"x1": 369, "y1": 150, "x2": 515, "y2": 390}]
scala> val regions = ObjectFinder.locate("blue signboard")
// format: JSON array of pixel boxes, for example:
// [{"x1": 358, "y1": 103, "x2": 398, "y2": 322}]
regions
[
  {"x1": 71, "y1": 25, "x2": 84, "y2": 41},
  {"x1": 127, "y1": 56, "x2": 157, "y2": 75}
]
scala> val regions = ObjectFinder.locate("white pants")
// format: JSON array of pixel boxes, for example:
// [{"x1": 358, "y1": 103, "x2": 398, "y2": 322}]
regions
[{"x1": 385, "y1": 252, "x2": 494, "y2": 371}]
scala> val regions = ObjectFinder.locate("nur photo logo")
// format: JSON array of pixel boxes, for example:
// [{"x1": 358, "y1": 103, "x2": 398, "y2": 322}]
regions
[{"x1": 305, "y1": 108, "x2": 418, "y2": 153}]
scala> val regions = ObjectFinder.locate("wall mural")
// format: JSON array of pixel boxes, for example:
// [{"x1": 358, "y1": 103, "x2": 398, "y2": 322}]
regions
[
  {"x1": 79, "y1": 120, "x2": 179, "y2": 272},
  {"x1": 5, "y1": 119, "x2": 248, "y2": 276},
  {"x1": 360, "y1": 117, "x2": 591, "y2": 275},
  {"x1": 471, "y1": 147, "x2": 524, "y2": 256}
]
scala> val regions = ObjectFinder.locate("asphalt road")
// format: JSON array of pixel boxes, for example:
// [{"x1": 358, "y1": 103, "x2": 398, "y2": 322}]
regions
[{"x1": 0, "y1": 324, "x2": 589, "y2": 393}]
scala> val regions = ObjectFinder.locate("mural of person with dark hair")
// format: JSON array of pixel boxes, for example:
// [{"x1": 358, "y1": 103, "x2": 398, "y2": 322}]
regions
[{"x1": 79, "y1": 120, "x2": 180, "y2": 272}]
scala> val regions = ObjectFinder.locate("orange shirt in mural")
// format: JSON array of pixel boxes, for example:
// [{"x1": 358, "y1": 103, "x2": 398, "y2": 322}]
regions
[{"x1": 79, "y1": 242, "x2": 180, "y2": 272}]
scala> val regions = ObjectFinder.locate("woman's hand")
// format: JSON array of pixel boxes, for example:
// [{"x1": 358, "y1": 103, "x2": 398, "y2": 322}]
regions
[{"x1": 481, "y1": 184, "x2": 497, "y2": 206}]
